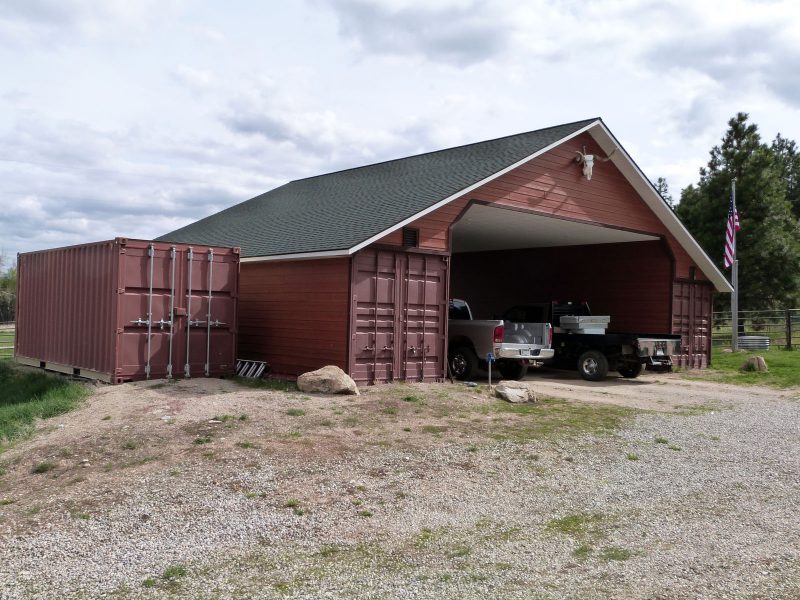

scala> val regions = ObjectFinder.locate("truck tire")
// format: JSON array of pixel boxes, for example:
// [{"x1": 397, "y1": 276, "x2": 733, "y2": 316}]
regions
[
  {"x1": 449, "y1": 346, "x2": 478, "y2": 381},
  {"x1": 577, "y1": 350, "x2": 608, "y2": 382},
  {"x1": 618, "y1": 362, "x2": 644, "y2": 378},
  {"x1": 497, "y1": 360, "x2": 528, "y2": 381}
]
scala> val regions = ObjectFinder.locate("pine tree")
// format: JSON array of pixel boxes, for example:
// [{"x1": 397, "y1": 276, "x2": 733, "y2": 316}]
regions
[
  {"x1": 653, "y1": 177, "x2": 674, "y2": 209},
  {"x1": 676, "y1": 113, "x2": 800, "y2": 309}
]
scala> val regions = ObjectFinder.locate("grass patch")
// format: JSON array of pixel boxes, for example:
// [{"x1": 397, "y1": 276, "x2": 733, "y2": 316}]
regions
[
  {"x1": 692, "y1": 348, "x2": 800, "y2": 388},
  {"x1": 121, "y1": 440, "x2": 139, "y2": 450},
  {"x1": 286, "y1": 408, "x2": 306, "y2": 417},
  {"x1": 237, "y1": 441, "x2": 258, "y2": 449},
  {"x1": 572, "y1": 543, "x2": 593, "y2": 559},
  {"x1": 545, "y1": 512, "x2": 605, "y2": 537},
  {"x1": 283, "y1": 499, "x2": 299, "y2": 509},
  {"x1": 0, "y1": 362, "x2": 89, "y2": 446},
  {"x1": 162, "y1": 564, "x2": 187, "y2": 579},
  {"x1": 483, "y1": 398, "x2": 636, "y2": 443},
  {"x1": 626, "y1": 453, "x2": 639, "y2": 461},
  {"x1": 422, "y1": 425, "x2": 448, "y2": 435},
  {"x1": 357, "y1": 510, "x2": 373, "y2": 518},
  {"x1": 600, "y1": 546, "x2": 633, "y2": 561},
  {"x1": 232, "y1": 376, "x2": 297, "y2": 392},
  {"x1": 31, "y1": 461, "x2": 56, "y2": 474},
  {"x1": 193, "y1": 436, "x2": 212, "y2": 445},
  {"x1": 654, "y1": 436, "x2": 668, "y2": 444},
  {"x1": 401, "y1": 395, "x2": 420, "y2": 403}
]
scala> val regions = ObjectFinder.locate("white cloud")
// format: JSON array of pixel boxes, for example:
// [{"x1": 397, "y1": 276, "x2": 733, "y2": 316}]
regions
[{"x1": 0, "y1": 0, "x2": 798, "y2": 261}]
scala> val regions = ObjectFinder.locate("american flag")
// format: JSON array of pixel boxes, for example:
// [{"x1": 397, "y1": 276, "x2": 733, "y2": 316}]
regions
[{"x1": 724, "y1": 187, "x2": 741, "y2": 268}]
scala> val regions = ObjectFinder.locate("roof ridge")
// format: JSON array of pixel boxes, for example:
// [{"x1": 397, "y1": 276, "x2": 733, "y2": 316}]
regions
[{"x1": 289, "y1": 117, "x2": 601, "y2": 185}]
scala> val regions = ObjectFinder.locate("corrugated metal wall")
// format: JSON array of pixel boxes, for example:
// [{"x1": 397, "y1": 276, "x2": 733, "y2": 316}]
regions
[
  {"x1": 349, "y1": 249, "x2": 447, "y2": 384},
  {"x1": 16, "y1": 239, "x2": 238, "y2": 383},
  {"x1": 672, "y1": 280, "x2": 713, "y2": 368}
]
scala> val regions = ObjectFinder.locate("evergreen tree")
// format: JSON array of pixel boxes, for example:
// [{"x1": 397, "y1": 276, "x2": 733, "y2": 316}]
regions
[
  {"x1": 653, "y1": 177, "x2": 673, "y2": 209},
  {"x1": 771, "y1": 133, "x2": 800, "y2": 220},
  {"x1": 676, "y1": 113, "x2": 800, "y2": 309}
]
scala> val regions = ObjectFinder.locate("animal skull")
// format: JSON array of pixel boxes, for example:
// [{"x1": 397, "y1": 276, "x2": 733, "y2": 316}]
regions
[
  {"x1": 578, "y1": 153, "x2": 595, "y2": 180},
  {"x1": 575, "y1": 147, "x2": 615, "y2": 181}
]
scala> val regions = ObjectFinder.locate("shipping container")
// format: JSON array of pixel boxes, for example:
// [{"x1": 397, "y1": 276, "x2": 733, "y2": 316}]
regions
[{"x1": 15, "y1": 238, "x2": 239, "y2": 383}]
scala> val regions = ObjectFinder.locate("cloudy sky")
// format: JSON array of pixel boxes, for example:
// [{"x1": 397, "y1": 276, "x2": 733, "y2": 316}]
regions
[{"x1": 1, "y1": 0, "x2": 798, "y2": 263}]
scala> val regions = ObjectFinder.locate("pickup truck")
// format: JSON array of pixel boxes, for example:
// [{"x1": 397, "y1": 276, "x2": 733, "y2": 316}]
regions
[
  {"x1": 502, "y1": 301, "x2": 682, "y2": 381},
  {"x1": 448, "y1": 299, "x2": 554, "y2": 381}
]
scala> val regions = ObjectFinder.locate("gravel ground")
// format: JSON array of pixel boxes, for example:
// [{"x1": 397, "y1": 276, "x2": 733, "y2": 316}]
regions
[{"x1": 0, "y1": 374, "x2": 798, "y2": 599}]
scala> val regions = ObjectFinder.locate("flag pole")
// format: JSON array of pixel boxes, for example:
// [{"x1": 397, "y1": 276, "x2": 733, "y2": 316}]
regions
[{"x1": 731, "y1": 179, "x2": 738, "y2": 352}]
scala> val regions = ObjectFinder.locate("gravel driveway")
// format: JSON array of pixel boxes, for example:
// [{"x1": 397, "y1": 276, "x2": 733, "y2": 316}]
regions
[{"x1": 1, "y1": 373, "x2": 798, "y2": 599}]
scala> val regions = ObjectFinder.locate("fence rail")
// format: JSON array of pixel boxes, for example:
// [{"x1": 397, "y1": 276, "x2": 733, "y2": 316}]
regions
[{"x1": 712, "y1": 309, "x2": 799, "y2": 349}]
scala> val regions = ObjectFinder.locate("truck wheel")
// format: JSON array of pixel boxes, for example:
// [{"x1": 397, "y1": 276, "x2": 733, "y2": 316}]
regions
[
  {"x1": 497, "y1": 360, "x2": 528, "y2": 381},
  {"x1": 618, "y1": 362, "x2": 644, "y2": 378},
  {"x1": 577, "y1": 350, "x2": 608, "y2": 382},
  {"x1": 449, "y1": 346, "x2": 478, "y2": 381}
]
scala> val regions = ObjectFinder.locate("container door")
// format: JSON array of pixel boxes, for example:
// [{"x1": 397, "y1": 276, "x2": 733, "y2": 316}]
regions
[
  {"x1": 350, "y1": 250, "x2": 400, "y2": 384},
  {"x1": 350, "y1": 249, "x2": 448, "y2": 384},
  {"x1": 672, "y1": 280, "x2": 712, "y2": 368},
  {"x1": 400, "y1": 253, "x2": 448, "y2": 382},
  {"x1": 118, "y1": 244, "x2": 177, "y2": 380},
  {"x1": 180, "y1": 248, "x2": 238, "y2": 378}
]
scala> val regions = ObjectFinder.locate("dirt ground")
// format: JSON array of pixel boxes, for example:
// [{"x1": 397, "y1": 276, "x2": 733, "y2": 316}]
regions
[{"x1": 1, "y1": 369, "x2": 798, "y2": 599}]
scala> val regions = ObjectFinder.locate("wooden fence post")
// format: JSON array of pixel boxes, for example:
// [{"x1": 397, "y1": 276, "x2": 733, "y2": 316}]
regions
[{"x1": 787, "y1": 309, "x2": 793, "y2": 350}]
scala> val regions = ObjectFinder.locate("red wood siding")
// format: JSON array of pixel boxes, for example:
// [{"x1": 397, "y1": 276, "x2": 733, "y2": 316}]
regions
[
  {"x1": 239, "y1": 258, "x2": 350, "y2": 376},
  {"x1": 450, "y1": 241, "x2": 673, "y2": 334},
  {"x1": 374, "y1": 132, "x2": 704, "y2": 280}
]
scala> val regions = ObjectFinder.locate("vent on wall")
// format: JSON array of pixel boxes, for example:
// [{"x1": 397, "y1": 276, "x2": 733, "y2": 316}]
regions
[{"x1": 402, "y1": 227, "x2": 419, "y2": 248}]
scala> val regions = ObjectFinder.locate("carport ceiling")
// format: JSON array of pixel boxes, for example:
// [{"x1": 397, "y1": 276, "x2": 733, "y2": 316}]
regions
[{"x1": 451, "y1": 203, "x2": 659, "y2": 253}]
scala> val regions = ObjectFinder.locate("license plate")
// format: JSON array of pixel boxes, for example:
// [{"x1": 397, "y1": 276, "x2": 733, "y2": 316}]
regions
[{"x1": 520, "y1": 349, "x2": 530, "y2": 356}]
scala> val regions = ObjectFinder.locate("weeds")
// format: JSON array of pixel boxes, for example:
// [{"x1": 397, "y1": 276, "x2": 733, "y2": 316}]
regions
[
  {"x1": 232, "y1": 376, "x2": 297, "y2": 392},
  {"x1": 193, "y1": 436, "x2": 212, "y2": 445},
  {"x1": 0, "y1": 362, "x2": 88, "y2": 445},
  {"x1": 600, "y1": 546, "x2": 633, "y2": 561},
  {"x1": 286, "y1": 408, "x2": 305, "y2": 417},
  {"x1": 31, "y1": 461, "x2": 55, "y2": 474},
  {"x1": 626, "y1": 453, "x2": 639, "y2": 461},
  {"x1": 654, "y1": 436, "x2": 668, "y2": 444}
]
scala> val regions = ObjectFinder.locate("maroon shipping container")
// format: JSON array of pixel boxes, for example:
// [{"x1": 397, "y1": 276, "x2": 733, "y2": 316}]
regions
[{"x1": 15, "y1": 238, "x2": 239, "y2": 383}]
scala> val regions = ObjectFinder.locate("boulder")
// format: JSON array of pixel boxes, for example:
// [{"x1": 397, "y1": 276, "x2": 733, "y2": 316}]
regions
[
  {"x1": 739, "y1": 355, "x2": 768, "y2": 373},
  {"x1": 297, "y1": 365, "x2": 360, "y2": 395},
  {"x1": 495, "y1": 380, "x2": 536, "y2": 403}
]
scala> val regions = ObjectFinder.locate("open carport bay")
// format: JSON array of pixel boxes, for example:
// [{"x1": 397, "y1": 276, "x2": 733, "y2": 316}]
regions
[{"x1": 449, "y1": 203, "x2": 673, "y2": 340}]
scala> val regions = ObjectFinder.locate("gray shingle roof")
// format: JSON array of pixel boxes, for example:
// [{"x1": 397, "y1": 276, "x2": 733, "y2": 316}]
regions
[{"x1": 157, "y1": 119, "x2": 598, "y2": 257}]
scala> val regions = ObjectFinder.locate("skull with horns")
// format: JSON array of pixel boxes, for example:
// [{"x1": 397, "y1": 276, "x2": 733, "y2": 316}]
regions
[{"x1": 575, "y1": 146, "x2": 615, "y2": 181}]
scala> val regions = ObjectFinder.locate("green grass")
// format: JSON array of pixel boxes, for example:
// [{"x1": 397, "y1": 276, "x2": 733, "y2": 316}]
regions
[
  {"x1": 286, "y1": 408, "x2": 305, "y2": 417},
  {"x1": 231, "y1": 376, "x2": 297, "y2": 392},
  {"x1": 481, "y1": 398, "x2": 636, "y2": 443},
  {"x1": 0, "y1": 362, "x2": 89, "y2": 446},
  {"x1": 0, "y1": 330, "x2": 13, "y2": 360},
  {"x1": 698, "y1": 348, "x2": 800, "y2": 388}
]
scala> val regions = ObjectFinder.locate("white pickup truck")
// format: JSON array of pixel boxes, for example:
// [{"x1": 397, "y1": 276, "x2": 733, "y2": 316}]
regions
[{"x1": 448, "y1": 299, "x2": 554, "y2": 381}]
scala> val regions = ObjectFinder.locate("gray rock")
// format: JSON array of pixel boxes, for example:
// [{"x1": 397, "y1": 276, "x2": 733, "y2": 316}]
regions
[
  {"x1": 297, "y1": 365, "x2": 360, "y2": 395},
  {"x1": 495, "y1": 381, "x2": 536, "y2": 403},
  {"x1": 739, "y1": 355, "x2": 768, "y2": 372}
]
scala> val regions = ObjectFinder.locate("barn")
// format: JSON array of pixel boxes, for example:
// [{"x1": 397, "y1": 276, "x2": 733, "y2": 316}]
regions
[{"x1": 159, "y1": 118, "x2": 732, "y2": 384}]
